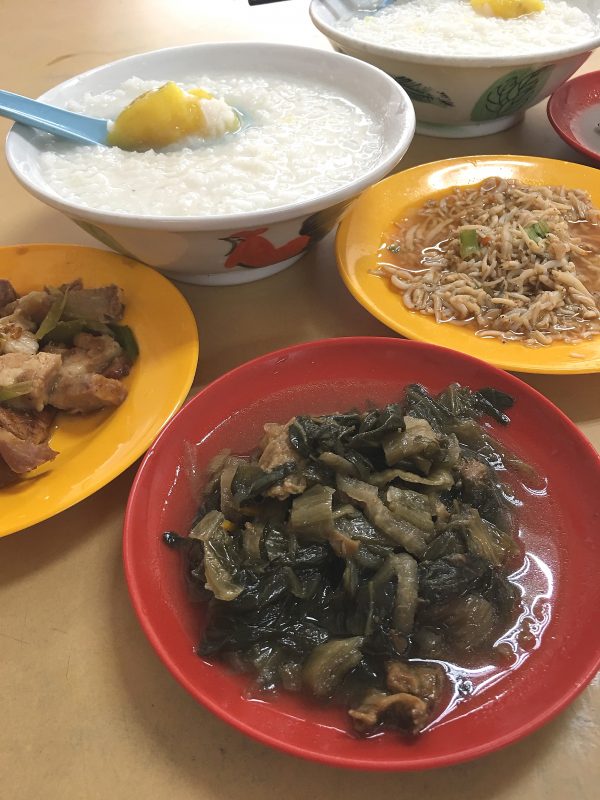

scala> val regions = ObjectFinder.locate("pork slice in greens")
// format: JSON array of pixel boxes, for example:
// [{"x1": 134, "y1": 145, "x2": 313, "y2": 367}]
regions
[{"x1": 258, "y1": 419, "x2": 307, "y2": 498}]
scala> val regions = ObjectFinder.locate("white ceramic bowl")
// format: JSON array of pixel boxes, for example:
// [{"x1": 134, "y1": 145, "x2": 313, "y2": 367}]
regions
[
  {"x1": 5, "y1": 42, "x2": 415, "y2": 286},
  {"x1": 310, "y1": 0, "x2": 600, "y2": 139}
]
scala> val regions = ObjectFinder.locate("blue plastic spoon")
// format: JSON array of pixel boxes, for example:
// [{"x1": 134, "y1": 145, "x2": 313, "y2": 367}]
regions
[{"x1": 0, "y1": 89, "x2": 109, "y2": 146}]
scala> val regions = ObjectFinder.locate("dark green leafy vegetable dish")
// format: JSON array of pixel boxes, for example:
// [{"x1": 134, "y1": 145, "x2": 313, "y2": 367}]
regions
[{"x1": 164, "y1": 383, "x2": 531, "y2": 737}]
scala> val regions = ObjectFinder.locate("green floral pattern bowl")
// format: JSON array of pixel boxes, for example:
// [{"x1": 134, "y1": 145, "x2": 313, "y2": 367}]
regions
[{"x1": 310, "y1": 1, "x2": 600, "y2": 138}]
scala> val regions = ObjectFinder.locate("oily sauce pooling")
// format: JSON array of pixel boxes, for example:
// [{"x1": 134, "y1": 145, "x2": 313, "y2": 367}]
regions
[{"x1": 164, "y1": 382, "x2": 544, "y2": 738}]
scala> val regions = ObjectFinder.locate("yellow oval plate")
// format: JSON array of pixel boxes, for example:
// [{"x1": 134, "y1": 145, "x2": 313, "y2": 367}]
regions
[
  {"x1": 337, "y1": 155, "x2": 600, "y2": 374},
  {"x1": 0, "y1": 244, "x2": 199, "y2": 537}
]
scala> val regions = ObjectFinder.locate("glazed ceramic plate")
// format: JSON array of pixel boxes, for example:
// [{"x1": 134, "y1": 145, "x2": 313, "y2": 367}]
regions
[
  {"x1": 124, "y1": 337, "x2": 600, "y2": 771},
  {"x1": 337, "y1": 155, "x2": 600, "y2": 374},
  {"x1": 547, "y1": 70, "x2": 600, "y2": 164},
  {"x1": 0, "y1": 244, "x2": 199, "y2": 537}
]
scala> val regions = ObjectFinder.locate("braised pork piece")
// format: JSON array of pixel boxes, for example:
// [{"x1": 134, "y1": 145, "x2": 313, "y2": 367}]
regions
[
  {"x1": 164, "y1": 384, "x2": 528, "y2": 737},
  {"x1": 0, "y1": 279, "x2": 137, "y2": 484}
]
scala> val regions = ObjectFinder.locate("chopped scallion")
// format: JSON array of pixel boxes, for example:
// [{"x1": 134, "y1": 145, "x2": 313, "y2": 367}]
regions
[
  {"x1": 524, "y1": 220, "x2": 550, "y2": 243},
  {"x1": 459, "y1": 229, "x2": 480, "y2": 259}
]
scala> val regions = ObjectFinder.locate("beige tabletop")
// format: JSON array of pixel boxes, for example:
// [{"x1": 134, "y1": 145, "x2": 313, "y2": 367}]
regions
[{"x1": 1, "y1": 1, "x2": 598, "y2": 797}]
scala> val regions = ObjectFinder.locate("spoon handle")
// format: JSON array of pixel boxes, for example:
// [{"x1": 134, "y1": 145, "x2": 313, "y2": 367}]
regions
[{"x1": 0, "y1": 90, "x2": 109, "y2": 146}]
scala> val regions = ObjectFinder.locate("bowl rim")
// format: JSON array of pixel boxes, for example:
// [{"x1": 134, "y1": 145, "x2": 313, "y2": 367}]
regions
[
  {"x1": 547, "y1": 70, "x2": 600, "y2": 164},
  {"x1": 5, "y1": 41, "x2": 416, "y2": 232},
  {"x1": 123, "y1": 335, "x2": 600, "y2": 771},
  {"x1": 309, "y1": 0, "x2": 600, "y2": 69}
]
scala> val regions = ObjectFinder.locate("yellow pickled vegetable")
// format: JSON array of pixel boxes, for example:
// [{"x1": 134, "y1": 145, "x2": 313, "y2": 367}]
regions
[
  {"x1": 108, "y1": 81, "x2": 239, "y2": 151},
  {"x1": 471, "y1": 0, "x2": 544, "y2": 18}
]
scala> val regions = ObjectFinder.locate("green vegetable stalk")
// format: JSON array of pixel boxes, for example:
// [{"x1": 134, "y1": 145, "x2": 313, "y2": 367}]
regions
[
  {"x1": 36, "y1": 290, "x2": 69, "y2": 341},
  {"x1": 0, "y1": 381, "x2": 32, "y2": 402}
]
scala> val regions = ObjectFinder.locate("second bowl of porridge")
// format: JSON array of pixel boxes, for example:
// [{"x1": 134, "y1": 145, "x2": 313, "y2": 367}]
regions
[
  {"x1": 310, "y1": 0, "x2": 600, "y2": 138},
  {"x1": 5, "y1": 42, "x2": 415, "y2": 285}
]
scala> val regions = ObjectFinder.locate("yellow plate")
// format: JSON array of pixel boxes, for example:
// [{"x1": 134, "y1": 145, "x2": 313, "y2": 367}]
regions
[
  {"x1": 0, "y1": 244, "x2": 199, "y2": 537},
  {"x1": 336, "y1": 155, "x2": 600, "y2": 374}
]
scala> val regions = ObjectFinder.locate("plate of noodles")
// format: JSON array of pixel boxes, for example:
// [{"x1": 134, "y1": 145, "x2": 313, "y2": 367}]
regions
[{"x1": 336, "y1": 156, "x2": 600, "y2": 374}]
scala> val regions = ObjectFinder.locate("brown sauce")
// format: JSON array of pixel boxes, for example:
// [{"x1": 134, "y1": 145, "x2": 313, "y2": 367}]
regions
[{"x1": 571, "y1": 220, "x2": 600, "y2": 293}]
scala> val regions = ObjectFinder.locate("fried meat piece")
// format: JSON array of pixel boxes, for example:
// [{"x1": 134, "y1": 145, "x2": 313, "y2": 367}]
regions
[
  {"x1": 44, "y1": 333, "x2": 128, "y2": 413},
  {"x1": 44, "y1": 333, "x2": 125, "y2": 375},
  {"x1": 1, "y1": 291, "x2": 53, "y2": 325},
  {"x1": 0, "y1": 352, "x2": 62, "y2": 412},
  {"x1": 0, "y1": 458, "x2": 18, "y2": 487},
  {"x1": 49, "y1": 372, "x2": 127, "y2": 413},
  {"x1": 2, "y1": 283, "x2": 124, "y2": 327},
  {"x1": 0, "y1": 428, "x2": 57, "y2": 474},
  {"x1": 62, "y1": 284, "x2": 124, "y2": 323},
  {"x1": 0, "y1": 406, "x2": 56, "y2": 444}
]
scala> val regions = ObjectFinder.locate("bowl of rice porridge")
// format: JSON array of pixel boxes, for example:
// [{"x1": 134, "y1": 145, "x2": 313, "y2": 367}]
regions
[
  {"x1": 5, "y1": 42, "x2": 415, "y2": 285},
  {"x1": 310, "y1": 1, "x2": 600, "y2": 138}
]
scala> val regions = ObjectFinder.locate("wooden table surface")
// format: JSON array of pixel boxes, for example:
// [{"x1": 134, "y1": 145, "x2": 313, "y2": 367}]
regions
[{"x1": 1, "y1": 1, "x2": 598, "y2": 798}]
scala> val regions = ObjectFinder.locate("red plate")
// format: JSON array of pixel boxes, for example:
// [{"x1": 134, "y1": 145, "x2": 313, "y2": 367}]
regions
[
  {"x1": 123, "y1": 338, "x2": 600, "y2": 770},
  {"x1": 547, "y1": 70, "x2": 600, "y2": 164}
]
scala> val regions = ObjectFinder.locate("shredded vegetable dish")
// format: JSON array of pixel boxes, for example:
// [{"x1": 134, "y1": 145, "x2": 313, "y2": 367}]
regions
[
  {"x1": 165, "y1": 383, "x2": 531, "y2": 737},
  {"x1": 378, "y1": 178, "x2": 600, "y2": 347}
]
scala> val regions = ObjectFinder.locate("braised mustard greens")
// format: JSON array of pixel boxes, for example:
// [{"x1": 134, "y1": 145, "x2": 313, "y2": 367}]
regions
[{"x1": 164, "y1": 383, "x2": 528, "y2": 736}]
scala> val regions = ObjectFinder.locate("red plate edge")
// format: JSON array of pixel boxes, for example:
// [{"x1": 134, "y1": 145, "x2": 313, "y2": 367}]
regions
[
  {"x1": 123, "y1": 337, "x2": 600, "y2": 771},
  {"x1": 547, "y1": 70, "x2": 600, "y2": 164}
]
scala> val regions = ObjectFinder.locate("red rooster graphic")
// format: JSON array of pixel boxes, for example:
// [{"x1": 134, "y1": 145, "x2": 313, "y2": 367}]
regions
[{"x1": 222, "y1": 227, "x2": 310, "y2": 269}]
